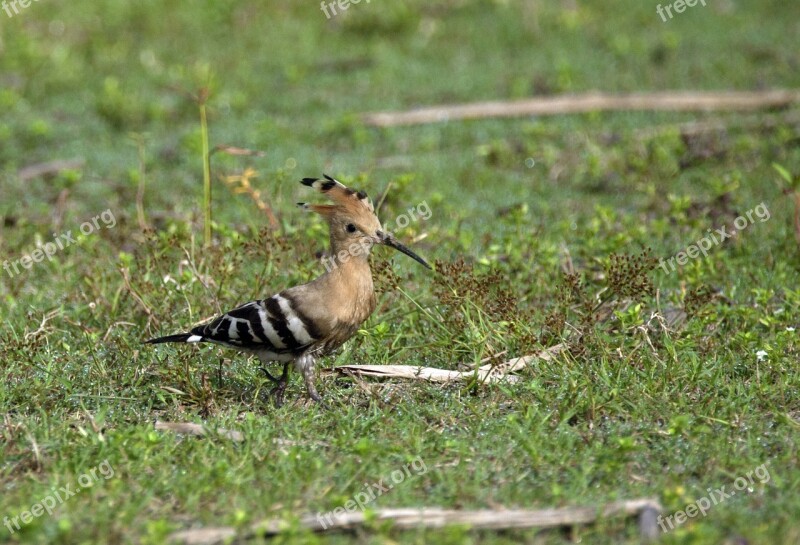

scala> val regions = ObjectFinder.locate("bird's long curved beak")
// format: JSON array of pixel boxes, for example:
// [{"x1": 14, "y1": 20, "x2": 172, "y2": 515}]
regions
[{"x1": 377, "y1": 231, "x2": 431, "y2": 269}]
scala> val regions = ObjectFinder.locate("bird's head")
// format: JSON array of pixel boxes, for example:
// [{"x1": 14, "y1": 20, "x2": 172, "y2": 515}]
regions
[{"x1": 299, "y1": 175, "x2": 431, "y2": 269}]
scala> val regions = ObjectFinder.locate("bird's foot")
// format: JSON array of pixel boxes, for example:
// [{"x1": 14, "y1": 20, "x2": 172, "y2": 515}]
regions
[
  {"x1": 260, "y1": 363, "x2": 290, "y2": 408},
  {"x1": 270, "y1": 381, "x2": 288, "y2": 408},
  {"x1": 295, "y1": 355, "x2": 325, "y2": 407},
  {"x1": 304, "y1": 380, "x2": 325, "y2": 406}
]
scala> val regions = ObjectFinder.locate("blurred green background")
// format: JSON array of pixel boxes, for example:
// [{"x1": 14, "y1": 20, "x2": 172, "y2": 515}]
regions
[{"x1": 1, "y1": 0, "x2": 798, "y2": 224}]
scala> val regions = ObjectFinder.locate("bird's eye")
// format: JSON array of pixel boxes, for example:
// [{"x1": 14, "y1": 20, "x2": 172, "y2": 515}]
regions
[{"x1": 346, "y1": 223, "x2": 357, "y2": 233}]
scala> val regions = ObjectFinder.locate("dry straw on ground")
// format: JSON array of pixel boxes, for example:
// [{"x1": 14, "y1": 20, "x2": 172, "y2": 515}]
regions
[
  {"x1": 363, "y1": 89, "x2": 800, "y2": 127},
  {"x1": 169, "y1": 500, "x2": 663, "y2": 544}
]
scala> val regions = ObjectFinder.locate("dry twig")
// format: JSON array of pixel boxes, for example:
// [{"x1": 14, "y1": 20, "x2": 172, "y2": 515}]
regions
[
  {"x1": 328, "y1": 343, "x2": 566, "y2": 384},
  {"x1": 154, "y1": 421, "x2": 244, "y2": 442},
  {"x1": 17, "y1": 158, "x2": 85, "y2": 181},
  {"x1": 119, "y1": 267, "x2": 158, "y2": 326},
  {"x1": 362, "y1": 89, "x2": 800, "y2": 127},
  {"x1": 169, "y1": 500, "x2": 662, "y2": 544}
]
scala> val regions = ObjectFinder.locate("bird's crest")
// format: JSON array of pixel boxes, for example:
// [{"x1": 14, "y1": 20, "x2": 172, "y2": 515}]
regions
[{"x1": 297, "y1": 174, "x2": 375, "y2": 218}]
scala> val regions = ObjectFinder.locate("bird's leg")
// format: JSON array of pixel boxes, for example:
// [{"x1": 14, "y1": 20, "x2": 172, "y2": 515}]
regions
[
  {"x1": 259, "y1": 365, "x2": 282, "y2": 383},
  {"x1": 295, "y1": 355, "x2": 322, "y2": 403},
  {"x1": 304, "y1": 374, "x2": 322, "y2": 403},
  {"x1": 260, "y1": 362, "x2": 290, "y2": 408}
]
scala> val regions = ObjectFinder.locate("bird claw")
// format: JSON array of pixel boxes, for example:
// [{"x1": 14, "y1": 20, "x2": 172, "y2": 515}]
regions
[
  {"x1": 269, "y1": 381, "x2": 287, "y2": 408},
  {"x1": 260, "y1": 360, "x2": 323, "y2": 408},
  {"x1": 305, "y1": 384, "x2": 327, "y2": 409},
  {"x1": 303, "y1": 374, "x2": 323, "y2": 404},
  {"x1": 260, "y1": 364, "x2": 290, "y2": 408}
]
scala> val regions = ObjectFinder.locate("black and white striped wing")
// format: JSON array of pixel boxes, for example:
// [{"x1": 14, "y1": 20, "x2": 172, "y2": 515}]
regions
[{"x1": 189, "y1": 294, "x2": 320, "y2": 354}]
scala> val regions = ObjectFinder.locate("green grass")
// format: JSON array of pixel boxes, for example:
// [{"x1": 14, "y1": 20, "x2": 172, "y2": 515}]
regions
[{"x1": 1, "y1": 1, "x2": 800, "y2": 543}]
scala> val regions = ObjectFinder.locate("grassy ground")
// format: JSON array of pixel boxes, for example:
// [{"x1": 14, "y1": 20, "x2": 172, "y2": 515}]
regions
[{"x1": 1, "y1": 1, "x2": 800, "y2": 543}]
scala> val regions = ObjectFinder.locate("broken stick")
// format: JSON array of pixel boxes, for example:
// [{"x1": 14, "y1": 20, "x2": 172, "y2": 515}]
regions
[{"x1": 362, "y1": 89, "x2": 800, "y2": 127}]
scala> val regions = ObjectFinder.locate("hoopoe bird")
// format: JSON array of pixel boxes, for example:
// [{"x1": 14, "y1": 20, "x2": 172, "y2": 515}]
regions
[{"x1": 146, "y1": 175, "x2": 430, "y2": 406}]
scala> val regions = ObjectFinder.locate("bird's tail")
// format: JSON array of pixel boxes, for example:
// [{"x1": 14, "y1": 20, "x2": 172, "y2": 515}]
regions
[{"x1": 145, "y1": 333, "x2": 197, "y2": 344}]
